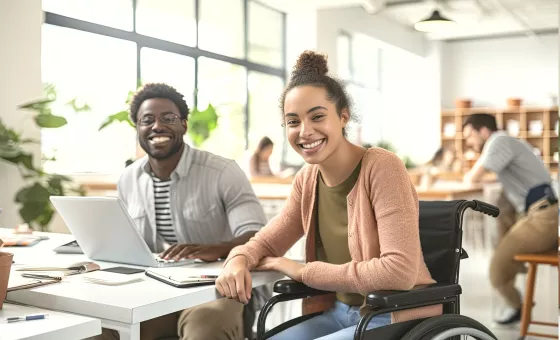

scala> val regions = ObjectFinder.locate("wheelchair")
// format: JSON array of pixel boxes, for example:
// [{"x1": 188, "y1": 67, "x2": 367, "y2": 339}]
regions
[{"x1": 255, "y1": 199, "x2": 500, "y2": 340}]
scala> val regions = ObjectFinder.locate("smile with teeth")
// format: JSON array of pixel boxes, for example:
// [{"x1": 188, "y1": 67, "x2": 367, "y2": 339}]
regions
[
  {"x1": 300, "y1": 139, "x2": 324, "y2": 149},
  {"x1": 149, "y1": 136, "x2": 171, "y2": 144}
]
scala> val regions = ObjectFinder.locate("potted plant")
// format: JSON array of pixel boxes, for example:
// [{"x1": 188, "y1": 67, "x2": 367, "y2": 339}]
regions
[
  {"x1": 0, "y1": 243, "x2": 12, "y2": 310},
  {"x1": 0, "y1": 84, "x2": 87, "y2": 231}
]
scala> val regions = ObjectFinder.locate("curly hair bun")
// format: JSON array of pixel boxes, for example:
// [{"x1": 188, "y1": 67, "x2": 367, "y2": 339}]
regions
[{"x1": 293, "y1": 50, "x2": 329, "y2": 76}]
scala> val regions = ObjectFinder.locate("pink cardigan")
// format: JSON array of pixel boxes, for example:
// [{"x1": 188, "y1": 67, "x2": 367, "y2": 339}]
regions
[{"x1": 226, "y1": 148, "x2": 442, "y2": 323}]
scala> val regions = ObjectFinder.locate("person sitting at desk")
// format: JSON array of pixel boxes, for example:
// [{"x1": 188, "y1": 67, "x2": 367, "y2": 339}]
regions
[
  {"x1": 418, "y1": 147, "x2": 460, "y2": 188},
  {"x1": 462, "y1": 113, "x2": 558, "y2": 325},
  {"x1": 249, "y1": 136, "x2": 274, "y2": 177},
  {"x1": 98, "y1": 83, "x2": 268, "y2": 340},
  {"x1": 216, "y1": 50, "x2": 441, "y2": 340}
]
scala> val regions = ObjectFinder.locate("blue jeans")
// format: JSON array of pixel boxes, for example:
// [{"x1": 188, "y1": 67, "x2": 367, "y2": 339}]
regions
[{"x1": 268, "y1": 300, "x2": 391, "y2": 340}]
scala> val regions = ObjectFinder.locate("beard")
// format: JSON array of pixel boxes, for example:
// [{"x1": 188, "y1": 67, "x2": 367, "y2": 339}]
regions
[{"x1": 139, "y1": 138, "x2": 184, "y2": 160}]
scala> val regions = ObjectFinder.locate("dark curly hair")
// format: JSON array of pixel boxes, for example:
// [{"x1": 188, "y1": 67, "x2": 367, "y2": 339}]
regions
[
  {"x1": 280, "y1": 50, "x2": 353, "y2": 136},
  {"x1": 129, "y1": 83, "x2": 190, "y2": 124}
]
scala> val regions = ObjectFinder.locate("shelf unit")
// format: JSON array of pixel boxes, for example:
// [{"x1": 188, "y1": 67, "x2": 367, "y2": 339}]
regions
[{"x1": 441, "y1": 106, "x2": 558, "y2": 173}]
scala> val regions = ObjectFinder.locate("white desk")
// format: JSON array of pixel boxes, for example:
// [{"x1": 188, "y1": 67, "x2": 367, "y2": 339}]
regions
[
  {"x1": 2, "y1": 230, "x2": 285, "y2": 340},
  {"x1": 0, "y1": 302, "x2": 100, "y2": 340}
]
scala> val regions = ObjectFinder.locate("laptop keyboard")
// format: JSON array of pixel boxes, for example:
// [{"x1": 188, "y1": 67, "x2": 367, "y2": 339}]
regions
[{"x1": 154, "y1": 256, "x2": 192, "y2": 263}]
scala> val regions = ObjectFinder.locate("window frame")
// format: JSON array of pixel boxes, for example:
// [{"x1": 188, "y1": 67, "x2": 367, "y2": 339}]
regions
[
  {"x1": 337, "y1": 30, "x2": 383, "y2": 146},
  {"x1": 43, "y1": 0, "x2": 286, "y2": 155}
]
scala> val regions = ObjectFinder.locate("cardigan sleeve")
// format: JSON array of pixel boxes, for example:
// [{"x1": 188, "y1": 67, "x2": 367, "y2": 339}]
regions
[
  {"x1": 224, "y1": 169, "x2": 306, "y2": 270},
  {"x1": 301, "y1": 151, "x2": 422, "y2": 294}
]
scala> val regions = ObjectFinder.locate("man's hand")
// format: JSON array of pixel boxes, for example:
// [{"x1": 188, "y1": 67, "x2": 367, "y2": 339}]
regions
[
  {"x1": 161, "y1": 244, "x2": 229, "y2": 262},
  {"x1": 254, "y1": 257, "x2": 305, "y2": 282}
]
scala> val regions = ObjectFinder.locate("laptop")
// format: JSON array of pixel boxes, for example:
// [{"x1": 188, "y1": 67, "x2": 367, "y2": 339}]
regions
[{"x1": 49, "y1": 196, "x2": 194, "y2": 268}]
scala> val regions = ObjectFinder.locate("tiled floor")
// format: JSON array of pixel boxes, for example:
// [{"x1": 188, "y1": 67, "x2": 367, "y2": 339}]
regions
[{"x1": 459, "y1": 247, "x2": 558, "y2": 340}]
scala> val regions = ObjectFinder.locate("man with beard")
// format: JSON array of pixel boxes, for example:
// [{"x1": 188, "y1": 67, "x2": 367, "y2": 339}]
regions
[
  {"x1": 462, "y1": 113, "x2": 557, "y2": 325},
  {"x1": 100, "y1": 83, "x2": 268, "y2": 340}
]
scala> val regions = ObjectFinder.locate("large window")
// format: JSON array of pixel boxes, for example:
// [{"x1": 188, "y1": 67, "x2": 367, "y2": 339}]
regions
[
  {"x1": 41, "y1": 0, "x2": 286, "y2": 175},
  {"x1": 248, "y1": 71, "x2": 285, "y2": 169},
  {"x1": 337, "y1": 32, "x2": 383, "y2": 146},
  {"x1": 41, "y1": 25, "x2": 137, "y2": 174},
  {"x1": 197, "y1": 58, "x2": 247, "y2": 159}
]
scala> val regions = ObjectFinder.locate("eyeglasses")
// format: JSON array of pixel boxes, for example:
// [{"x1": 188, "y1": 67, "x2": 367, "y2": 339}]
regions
[{"x1": 138, "y1": 113, "x2": 180, "y2": 126}]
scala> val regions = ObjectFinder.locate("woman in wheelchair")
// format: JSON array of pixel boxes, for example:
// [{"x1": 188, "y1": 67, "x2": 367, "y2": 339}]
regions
[{"x1": 215, "y1": 50, "x2": 442, "y2": 339}]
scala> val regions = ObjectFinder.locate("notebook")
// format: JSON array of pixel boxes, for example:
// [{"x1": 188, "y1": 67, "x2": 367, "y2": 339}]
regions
[
  {"x1": 146, "y1": 267, "x2": 221, "y2": 288},
  {"x1": 7, "y1": 273, "x2": 60, "y2": 292},
  {"x1": 82, "y1": 271, "x2": 143, "y2": 286}
]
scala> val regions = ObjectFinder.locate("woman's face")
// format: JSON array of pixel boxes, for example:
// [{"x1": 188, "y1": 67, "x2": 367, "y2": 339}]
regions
[
  {"x1": 283, "y1": 86, "x2": 348, "y2": 165},
  {"x1": 260, "y1": 144, "x2": 273, "y2": 160}
]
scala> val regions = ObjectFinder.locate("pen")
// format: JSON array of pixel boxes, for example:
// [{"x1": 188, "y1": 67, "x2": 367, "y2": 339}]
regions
[
  {"x1": 21, "y1": 273, "x2": 63, "y2": 281},
  {"x1": 5, "y1": 313, "x2": 49, "y2": 323}
]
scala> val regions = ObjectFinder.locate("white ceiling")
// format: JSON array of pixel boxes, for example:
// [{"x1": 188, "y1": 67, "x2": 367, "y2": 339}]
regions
[{"x1": 260, "y1": 0, "x2": 559, "y2": 41}]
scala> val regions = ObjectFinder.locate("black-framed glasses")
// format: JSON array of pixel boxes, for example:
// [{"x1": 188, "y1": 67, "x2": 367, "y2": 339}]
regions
[{"x1": 139, "y1": 113, "x2": 180, "y2": 126}]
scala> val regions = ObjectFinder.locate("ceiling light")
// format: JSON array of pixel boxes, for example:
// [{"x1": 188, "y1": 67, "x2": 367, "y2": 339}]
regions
[{"x1": 414, "y1": 10, "x2": 456, "y2": 33}]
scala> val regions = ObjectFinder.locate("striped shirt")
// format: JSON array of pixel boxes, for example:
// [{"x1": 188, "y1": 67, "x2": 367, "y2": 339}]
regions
[{"x1": 152, "y1": 175, "x2": 177, "y2": 244}]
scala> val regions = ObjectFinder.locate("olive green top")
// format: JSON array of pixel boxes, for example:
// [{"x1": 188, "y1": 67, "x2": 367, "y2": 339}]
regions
[{"x1": 316, "y1": 160, "x2": 363, "y2": 306}]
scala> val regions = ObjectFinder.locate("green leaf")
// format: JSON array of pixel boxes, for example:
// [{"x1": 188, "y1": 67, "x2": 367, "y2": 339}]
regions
[
  {"x1": 66, "y1": 98, "x2": 91, "y2": 112},
  {"x1": 47, "y1": 176, "x2": 65, "y2": 196},
  {"x1": 19, "y1": 202, "x2": 49, "y2": 226},
  {"x1": 1, "y1": 152, "x2": 35, "y2": 171},
  {"x1": 187, "y1": 104, "x2": 218, "y2": 147},
  {"x1": 0, "y1": 143, "x2": 23, "y2": 159},
  {"x1": 98, "y1": 110, "x2": 133, "y2": 131},
  {"x1": 35, "y1": 205, "x2": 55, "y2": 231},
  {"x1": 35, "y1": 114, "x2": 67, "y2": 128},
  {"x1": 18, "y1": 98, "x2": 55, "y2": 110},
  {"x1": 43, "y1": 83, "x2": 57, "y2": 101},
  {"x1": 15, "y1": 183, "x2": 51, "y2": 204}
]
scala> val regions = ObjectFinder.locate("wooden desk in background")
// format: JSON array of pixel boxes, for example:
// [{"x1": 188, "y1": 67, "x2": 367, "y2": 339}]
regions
[
  {"x1": 415, "y1": 185, "x2": 484, "y2": 201},
  {"x1": 80, "y1": 181, "x2": 484, "y2": 201}
]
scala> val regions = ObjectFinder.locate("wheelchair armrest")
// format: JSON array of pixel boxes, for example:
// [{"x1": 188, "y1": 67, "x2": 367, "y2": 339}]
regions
[
  {"x1": 366, "y1": 283, "x2": 461, "y2": 308},
  {"x1": 273, "y1": 279, "x2": 330, "y2": 295}
]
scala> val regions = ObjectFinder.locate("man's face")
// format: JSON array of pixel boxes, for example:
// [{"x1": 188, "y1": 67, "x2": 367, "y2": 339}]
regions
[
  {"x1": 463, "y1": 124, "x2": 486, "y2": 152},
  {"x1": 137, "y1": 98, "x2": 186, "y2": 160}
]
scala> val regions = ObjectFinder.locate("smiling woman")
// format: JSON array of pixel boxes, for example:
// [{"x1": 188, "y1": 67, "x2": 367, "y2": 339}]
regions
[{"x1": 216, "y1": 50, "x2": 439, "y2": 340}]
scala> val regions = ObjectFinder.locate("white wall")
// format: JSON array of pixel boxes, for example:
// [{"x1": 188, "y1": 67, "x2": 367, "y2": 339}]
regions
[
  {"x1": 380, "y1": 41, "x2": 442, "y2": 164},
  {"x1": 316, "y1": 6, "x2": 428, "y2": 65},
  {"x1": 441, "y1": 34, "x2": 559, "y2": 108},
  {"x1": 314, "y1": 6, "x2": 440, "y2": 163},
  {"x1": 0, "y1": 1, "x2": 43, "y2": 230}
]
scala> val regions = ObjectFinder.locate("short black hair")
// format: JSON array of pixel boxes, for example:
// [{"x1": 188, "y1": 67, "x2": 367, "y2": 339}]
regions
[
  {"x1": 463, "y1": 113, "x2": 498, "y2": 132},
  {"x1": 129, "y1": 83, "x2": 190, "y2": 124}
]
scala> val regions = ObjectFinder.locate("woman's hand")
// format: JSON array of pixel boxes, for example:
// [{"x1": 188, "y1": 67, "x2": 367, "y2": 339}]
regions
[
  {"x1": 216, "y1": 256, "x2": 252, "y2": 304},
  {"x1": 255, "y1": 257, "x2": 305, "y2": 282}
]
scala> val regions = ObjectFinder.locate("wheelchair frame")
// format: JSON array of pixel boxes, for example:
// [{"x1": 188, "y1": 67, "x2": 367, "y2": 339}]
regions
[{"x1": 255, "y1": 199, "x2": 500, "y2": 340}]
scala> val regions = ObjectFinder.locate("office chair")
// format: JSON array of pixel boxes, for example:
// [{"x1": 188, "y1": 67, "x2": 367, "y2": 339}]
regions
[{"x1": 255, "y1": 199, "x2": 500, "y2": 340}]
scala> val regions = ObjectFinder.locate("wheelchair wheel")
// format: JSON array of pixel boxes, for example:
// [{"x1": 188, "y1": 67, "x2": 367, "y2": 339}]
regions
[{"x1": 401, "y1": 314, "x2": 497, "y2": 340}]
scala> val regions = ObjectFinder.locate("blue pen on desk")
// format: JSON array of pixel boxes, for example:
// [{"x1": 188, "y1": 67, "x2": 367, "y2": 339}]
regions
[{"x1": 5, "y1": 313, "x2": 49, "y2": 323}]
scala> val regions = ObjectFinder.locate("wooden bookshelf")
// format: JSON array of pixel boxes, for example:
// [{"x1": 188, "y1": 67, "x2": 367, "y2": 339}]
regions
[{"x1": 441, "y1": 106, "x2": 558, "y2": 173}]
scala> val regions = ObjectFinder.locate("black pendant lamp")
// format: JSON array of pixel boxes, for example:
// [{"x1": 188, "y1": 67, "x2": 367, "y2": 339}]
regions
[{"x1": 414, "y1": 9, "x2": 456, "y2": 32}]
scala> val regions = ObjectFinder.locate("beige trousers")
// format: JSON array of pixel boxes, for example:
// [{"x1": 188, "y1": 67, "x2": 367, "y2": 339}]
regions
[
  {"x1": 489, "y1": 194, "x2": 558, "y2": 309},
  {"x1": 89, "y1": 298, "x2": 244, "y2": 340}
]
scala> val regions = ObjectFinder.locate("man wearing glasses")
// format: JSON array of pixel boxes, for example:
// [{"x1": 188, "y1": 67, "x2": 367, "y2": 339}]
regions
[{"x1": 98, "y1": 83, "x2": 268, "y2": 340}]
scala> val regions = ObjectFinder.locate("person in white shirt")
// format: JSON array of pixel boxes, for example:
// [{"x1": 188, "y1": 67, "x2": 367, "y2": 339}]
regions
[
  {"x1": 463, "y1": 113, "x2": 557, "y2": 325},
  {"x1": 96, "y1": 83, "x2": 268, "y2": 340}
]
